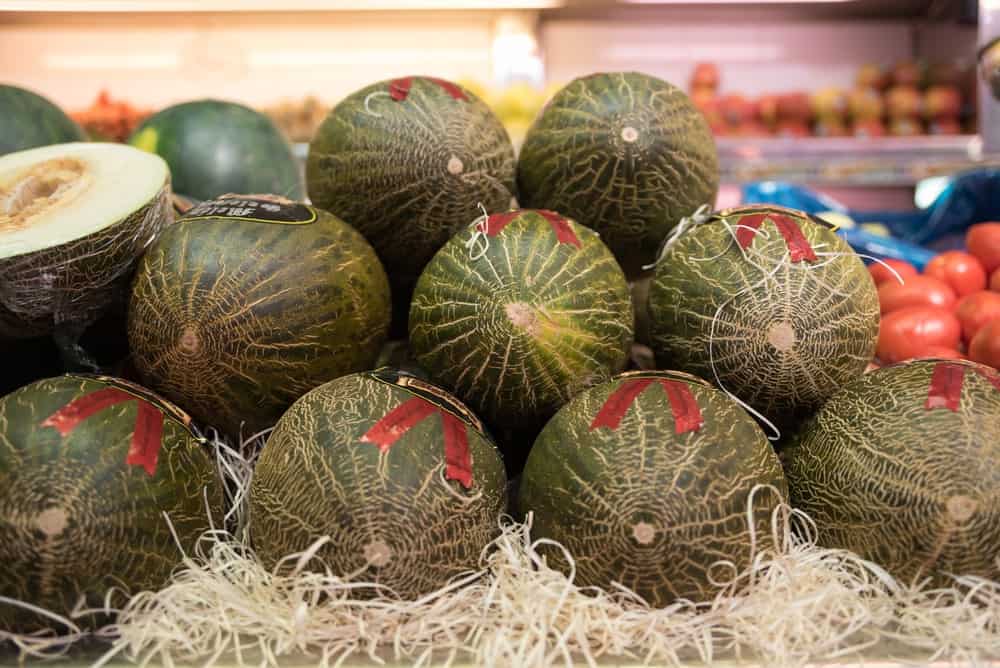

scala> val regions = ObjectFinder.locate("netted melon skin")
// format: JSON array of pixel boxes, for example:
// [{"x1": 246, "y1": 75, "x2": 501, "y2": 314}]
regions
[
  {"x1": 519, "y1": 370, "x2": 787, "y2": 607},
  {"x1": 0, "y1": 375, "x2": 223, "y2": 632},
  {"x1": 647, "y1": 206, "x2": 879, "y2": 430},
  {"x1": 249, "y1": 372, "x2": 507, "y2": 599},
  {"x1": 783, "y1": 360, "x2": 1000, "y2": 586}
]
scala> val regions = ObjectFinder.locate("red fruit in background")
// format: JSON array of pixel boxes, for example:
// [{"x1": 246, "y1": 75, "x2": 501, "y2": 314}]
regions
[
  {"x1": 853, "y1": 119, "x2": 887, "y2": 138},
  {"x1": 757, "y1": 95, "x2": 779, "y2": 126},
  {"x1": 690, "y1": 63, "x2": 720, "y2": 90},
  {"x1": 926, "y1": 61, "x2": 961, "y2": 87},
  {"x1": 955, "y1": 291, "x2": 1000, "y2": 344},
  {"x1": 889, "y1": 117, "x2": 924, "y2": 136},
  {"x1": 927, "y1": 117, "x2": 962, "y2": 135},
  {"x1": 776, "y1": 93, "x2": 812, "y2": 122},
  {"x1": 992, "y1": 268, "x2": 1000, "y2": 292},
  {"x1": 966, "y1": 222, "x2": 1000, "y2": 273},
  {"x1": 878, "y1": 275, "x2": 957, "y2": 313},
  {"x1": 776, "y1": 120, "x2": 811, "y2": 138},
  {"x1": 814, "y1": 117, "x2": 850, "y2": 137},
  {"x1": 877, "y1": 307, "x2": 961, "y2": 363},
  {"x1": 868, "y1": 259, "x2": 918, "y2": 286},
  {"x1": 720, "y1": 94, "x2": 752, "y2": 125},
  {"x1": 909, "y1": 346, "x2": 965, "y2": 360},
  {"x1": 924, "y1": 251, "x2": 988, "y2": 297},
  {"x1": 886, "y1": 86, "x2": 923, "y2": 119},
  {"x1": 923, "y1": 85, "x2": 962, "y2": 119},
  {"x1": 892, "y1": 60, "x2": 923, "y2": 87},
  {"x1": 969, "y1": 319, "x2": 1000, "y2": 369},
  {"x1": 848, "y1": 87, "x2": 884, "y2": 120},
  {"x1": 857, "y1": 63, "x2": 889, "y2": 90},
  {"x1": 733, "y1": 121, "x2": 772, "y2": 137},
  {"x1": 811, "y1": 88, "x2": 847, "y2": 118}
]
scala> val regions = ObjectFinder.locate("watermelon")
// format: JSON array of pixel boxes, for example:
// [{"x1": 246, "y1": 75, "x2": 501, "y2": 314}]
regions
[
  {"x1": 0, "y1": 374, "x2": 223, "y2": 631},
  {"x1": 127, "y1": 195, "x2": 391, "y2": 439},
  {"x1": 306, "y1": 76, "x2": 517, "y2": 331},
  {"x1": 0, "y1": 143, "x2": 171, "y2": 341},
  {"x1": 409, "y1": 209, "x2": 634, "y2": 433},
  {"x1": 518, "y1": 370, "x2": 787, "y2": 606},
  {"x1": 516, "y1": 71, "x2": 719, "y2": 278},
  {"x1": 0, "y1": 85, "x2": 86, "y2": 156},
  {"x1": 249, "y1": 369, "x2": 507, "y2": 598},
  {"x1": 646, "y1": 205, "x2": 879, "y2": 434},
  {"x1": 129, "y1": 100, "x2": 304, "y2": 202},
  {"x1": 783, "y1": 359, "x2": 1000, "y2": 586}
]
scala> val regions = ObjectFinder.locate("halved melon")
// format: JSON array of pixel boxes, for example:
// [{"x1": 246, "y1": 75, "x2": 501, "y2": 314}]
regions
[{"x1": 0, "y1": 142, "x2": 171, "y2": 340}]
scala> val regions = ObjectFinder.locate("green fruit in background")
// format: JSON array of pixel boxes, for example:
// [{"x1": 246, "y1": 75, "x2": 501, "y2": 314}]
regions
[
  {"x1": 249, "y1": 369, "x2": 507, "y2": 599},
  {"x1": 130, "y1": 100, "x2": 304, "y2": 202},
  {"x1": 647, "y1": 205, "x2": 879, "y2": 433},
  {"x1": 0, "y1": 142, "x2": 171, "y2": 340},
  {"x1": 307, "y1": 76, "x2": 517, "y2": 331},
  {"x1": 783, "y1": 359, "x2": 1000, "y2": 586},
  {"x1": 517, "y1": 71, "x2": 719, "y2": 278},
  {"x1": 409, "y1": 208, "x2": 633, "y2": 433},
  {"x1": 0, "y1": 374, "x2": 223, "y2": 631},
  {"x1": 519, "y1": 370, "x2": 787, "y2": 606},
  {"x1": 0, "y1": 85, "x2": 86, "y2": 156},
  {"x1": 127, "y1": 195, "x2": 390, "y2": 439}
]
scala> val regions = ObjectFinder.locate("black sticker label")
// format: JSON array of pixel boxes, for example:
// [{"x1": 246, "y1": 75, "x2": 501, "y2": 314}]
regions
[
  {"x1": 367, "y1": 367, "x2": 486, "y2": 435},
  {"x1": 181, "y1": 197, "x2": 317, "y2": 225}
]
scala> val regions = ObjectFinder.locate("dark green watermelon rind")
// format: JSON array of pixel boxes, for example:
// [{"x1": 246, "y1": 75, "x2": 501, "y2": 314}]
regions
[
  {"x1": 0, "y1": 375, "x2": 224, "y2": 632},
  {"x1": 409, "y1": 209, "x2": 634, "y2": 427},
  {"x1": 127, "y1": 207, "x2": 391, "y2": 438},
  {"x1": 248, "y1": 373, "x2": 507, "y2": 599},
  {"x1": 782, "y1": 359, "x2": 1000, "y2": 586},
  {"x1": 518, "y1": 372, "x2": 787, "y2": 607},
  {"x1": 646, "y1": 210, "x2": 879, "y2": 430},
  {"x1": 129, "y1": 100, "x2": 304, "y2": 202},
  {"x1": 0, "y1": 86, "x2": 87, "y2": 156},
  {"x1": 516, "y1": 72, "x2": 720, "y2": 279},
  {"x1": 0, "y1": 177, "x2": 172, "y2": 340},
  {"x1": 306, "y1": 77, "x2": 517, "y2": 300}
]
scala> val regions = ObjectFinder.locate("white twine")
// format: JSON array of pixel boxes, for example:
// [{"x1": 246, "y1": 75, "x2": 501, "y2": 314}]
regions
[
  {"x1": 363, "y1": 91, "x2": 392, "y2": 118},
  {"x1": 643, "y1": 203, "x2": 713, "y2": 271},
  {"x1": 464, "y1": 203, "x2": 492, "y2": 261}
]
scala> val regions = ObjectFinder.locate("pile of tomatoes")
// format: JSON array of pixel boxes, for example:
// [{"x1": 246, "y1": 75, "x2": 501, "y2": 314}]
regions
[{"x1": 872, "y1": 222, "x2": 1000, "y2": 369}]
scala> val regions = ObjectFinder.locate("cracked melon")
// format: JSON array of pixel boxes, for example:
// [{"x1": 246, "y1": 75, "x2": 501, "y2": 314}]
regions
[
  {"x1": 249, "y1": 369, "x2": 506, "y2": 599},
  {"x1": 127, "y1": 195, "x2": 391, "y2": 439},
  {"x1": 518, "y1": 370, "x2": 787, "y2": 606},
  {"x1": 0, "y1": 142, "x2": 171, "y2": 340},
  {"x1": 783, "y1": 359, "x2": 1000, "y2": 586},
  {"x1": 517, "y1": 72, "x2": 719, "y2": 278},
  {"x1": 0, "y1": 85, "x2": 86, "y2": 156},
  {"x1": 409, "y1": 209, "x2": 633, "y2": 433},
  {"x1": 0, "y1": 374, "x2": 223, "y2": 631},
  {"x1": 647, "y1": 205, "x2": 879, "y2": 433},
  {"x1": 307, "y1": 76, "x2": 517, "y2": 330}
]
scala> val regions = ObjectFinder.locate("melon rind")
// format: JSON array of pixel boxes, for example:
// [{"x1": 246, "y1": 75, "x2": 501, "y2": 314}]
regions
[
  {"x1": 249, "y1": 372, "x2": 507, "y2": 599},
  {"x1": 0, "y1": 85, "x2": 86, "y2": 156},
  {"x1": 518, "y1": 370, "x2": 787, "y2": 606}
]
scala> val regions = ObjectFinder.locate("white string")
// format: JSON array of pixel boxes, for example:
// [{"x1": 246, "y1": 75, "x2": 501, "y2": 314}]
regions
[
  {"x1": 642, "y1": 203, "x2": 713, "y2": 271},
  {"x1": 363, "y1": 91, "x2": 391, "y2": 117},
  {"x1": 464, "y1": 203, "x2": 491, "y2": 261}
]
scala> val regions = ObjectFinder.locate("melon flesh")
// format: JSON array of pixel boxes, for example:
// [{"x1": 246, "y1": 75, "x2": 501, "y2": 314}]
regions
[{"x1": 0, "y1": 142, "x2": 168, "y2": 260}]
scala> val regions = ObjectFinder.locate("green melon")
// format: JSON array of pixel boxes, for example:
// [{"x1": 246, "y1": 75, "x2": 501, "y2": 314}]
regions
[
  {"x1": 0, "y1": 374, "x2": 223, "y2": 631},
  {"x1": 249, "y1": 369, "x2": 507, "y2": 598},
  {"x1": 519, "y1": 370, "x2": 787, "y2": 606},
  {"x1": 0, "y1": 85, "x2": 86, "y2": 156},
  {"x1": 129, "y1": 100, "x2": 304, "y2": 202},
  {"x1": 409, "y1": 208, "x2": 634, "y2": 432},
  {"x1": 783, "y1": 359, "x2": 1000, "y2": 586},
  {"x1": 647, "y1": 205, "x2": 879, "y2": 434},
  {"x1": 127, "y1": 195, "x2": 391, "y2": 439},
  {"x1": 306, "y1": 76, "x2": 517, "y2": 330},
  {"x1": 0, "y1": 142, "x2": 171, "y2": 341},
  {"x1": 516, "y1": 71, "x2": 719, "y2": 278}
]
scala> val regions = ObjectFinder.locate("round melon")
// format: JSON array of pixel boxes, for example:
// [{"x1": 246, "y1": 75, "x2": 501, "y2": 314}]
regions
[
  {"x1": 518, "y1": 370, "x2": 787, "y2": 606},
  {"x1": 0, "y1": 374, "x2": 223, "y2": 631},
  {"x1": 516, "y1": 71, "x2": 719, "y2": 278},
  {"x1": 306, "y1": 76, "x2": 517, "y2": 329},
  {"x1": 127, "y1": 194, "x2": 391, "y2": 439},
  {"x1": 129, "y1": 100, "x2": 304, "y2": 202},
  {"x1": 647, "y1": 205, "x2": 879, "y2": 433},
  {"x1": 409, "y1": 208, "x2": 634, "y2": 432},
  {"x1": 0, "y1": 142, "x2": 171, "y2": 340},
  {"x1": 249, "y1": 369, "x2": 507, "y2": 598},
  {"x1": 783, "y1": 359, "x2": 1000, "y2": 586},
  {"x1": 0, "y1": 85, "x2": 86, "y2": 156}
]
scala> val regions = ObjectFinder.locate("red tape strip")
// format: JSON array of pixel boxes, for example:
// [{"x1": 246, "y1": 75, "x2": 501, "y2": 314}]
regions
[
  {"x1": 389, "y1": 77, "x2": 467, "y2": 102},
  {"x1": 127, "y1": 401, "x2": 165, "y2": 476},
  {"x1": 926, "y1": 363, "x2": 966, "y2": 412},
  {"x1": 481, "y1": 211, "x2": 520, "y2": 237},
  {"x1": 590, "y1": 378, "x2": 655, "y2": 431},
  {"x1": 441, "y1": 413, "x2": 473, "y2": 489},
  {"x1": 659, "y1": 380, "x2": 705, "y2": 434},
  {"x1": 537, "y1": 210, "x2": 582, "y2": 248},
  {"x1": 735, "y1": 212, "x2": 817, "y2": 263},
  {"x1": 41, "y1": 388, "x2": 133, "y2": 436},
  {"x1": 361, "y1": 398, "x2": 438, "y2": 452},
  {"x1": 975, "y1": 366, "x2": 1000, "y2": 393},
  {"x1": 590, "y1": 378, "x2": 702, "y2": 434}
]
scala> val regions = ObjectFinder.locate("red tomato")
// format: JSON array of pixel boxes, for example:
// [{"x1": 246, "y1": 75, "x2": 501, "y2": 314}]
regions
[
  {"x1": 991, "y1": 268, "x2": 1000, "y2": 292},
  {"x1": 966, "y1": 222, "x2": 1000, "y2": 273},
  {"x1": 867, "y1": 259, "x2": 918, "y2": 286},
  {"x1": 955, "y1": 291, "x2": 1000, "y2": 344},
  {"x1": 877, "y1": 307, "x2": 962, "y2": 364},
  {"x1": 969, "y1": 318, "x2": 1000, "y2": 369},
  {"x1": 924, "y1": 251, "x2": 988, "y2": 297},
  {"x1": 877, "y1": 275, "x2": 956, "y2": 314},
  {"x1": 909, "y1": 345, "x2": 965, "y2": 360}
]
